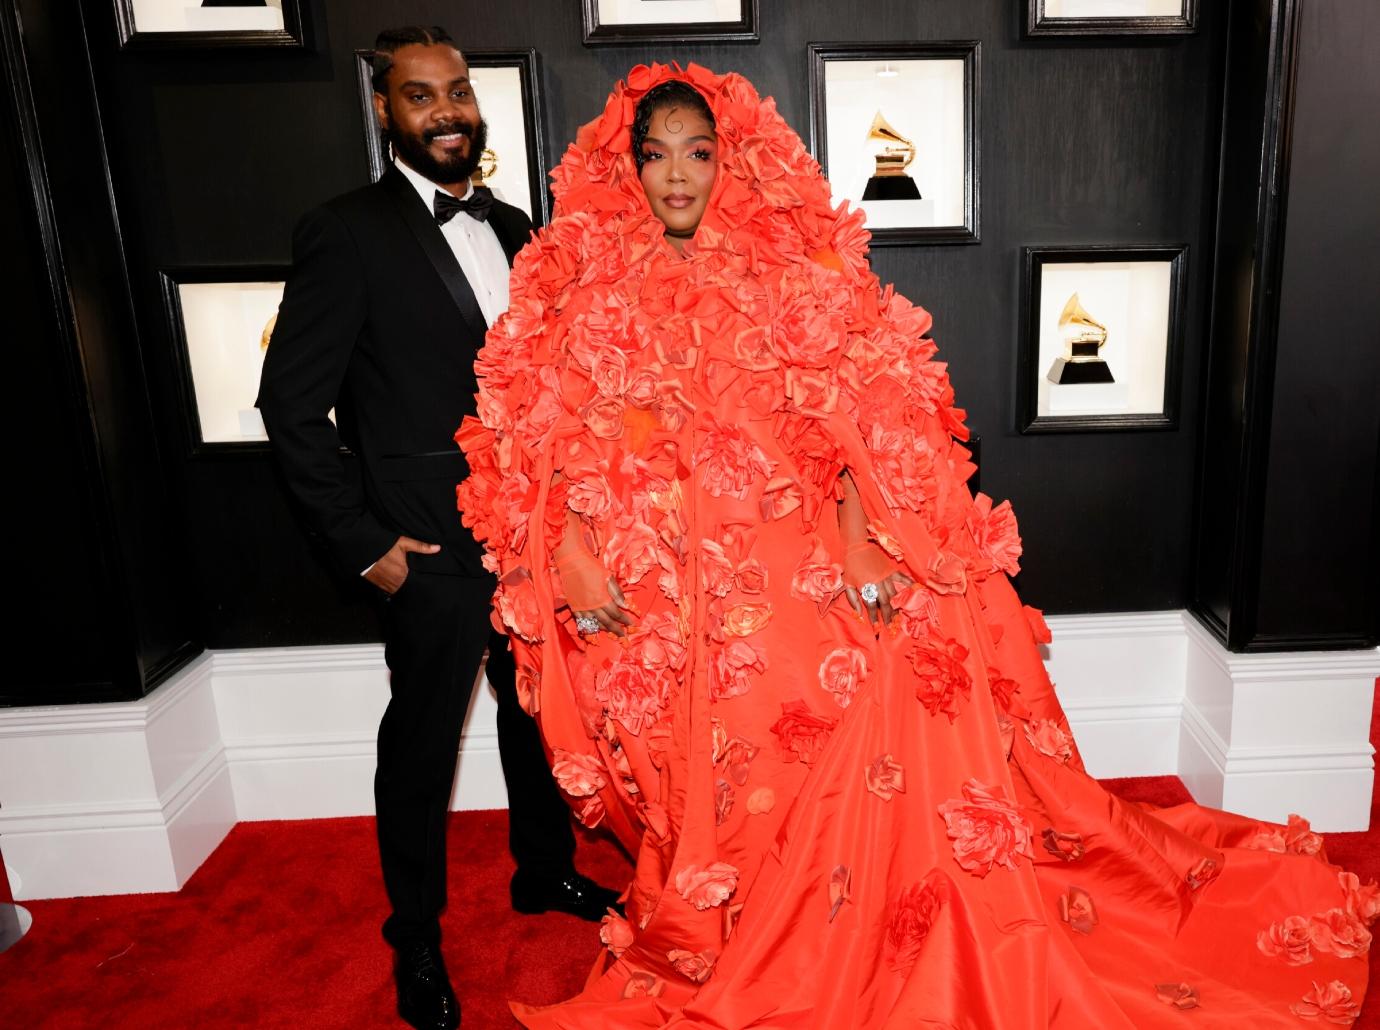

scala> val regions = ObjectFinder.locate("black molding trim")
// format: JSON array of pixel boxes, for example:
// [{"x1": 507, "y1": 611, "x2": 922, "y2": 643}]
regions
[
  {"x1": 353, "y1": 47, "x2": 551, "y2": 226},
  {"x1": 807, "y1": 41, "x2": 980, "y2": 247},
  {"x1": 1220, "y1": 0, "x2": 1303, "y2": 652},
  {"x1": 1017, "y1": 244, "x2": 1188, "y2": 434},
  {"x1": 1026, "y1": 0, "x2": 1198, "y2": 37},
  {"x1": 4, "y1": 0, "x2": 131, "y2": 698},
  {"x1": 580, "y1": 0, "x2": 759, "y2": 44},
  {"x1": 112, "y1": 0, "x2": 308, "y2": 51},
  {"x1": 141, "y1": 638, "x2": 205, "y2": 690},
  {"x1": 1234, "y1": 632, "x2": 1380, "y2": 654}
]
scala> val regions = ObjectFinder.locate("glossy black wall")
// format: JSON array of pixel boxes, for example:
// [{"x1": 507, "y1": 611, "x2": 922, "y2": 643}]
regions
[
  {"x1": 1192, "y1": 0, "x2": 1380, "y2": 651},
  {"x1": 70, "y1": 0, "x2": 1229, "y2": 662},
  {"x1": 4, "y1": 0, "x2": 200, "y2": 705}
]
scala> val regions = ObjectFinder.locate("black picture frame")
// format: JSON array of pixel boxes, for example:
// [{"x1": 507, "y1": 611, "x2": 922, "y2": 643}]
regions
[
  {"x1": 354, "y1": 47, "x2": 550, "y2": 226},
  {"x1": 581, "y1": 0, "x2": 759, "y2": 44},
  {"x1": 159, "y1": 265, "x2": 289, "y2": 456},
  {"x1": 1017, "y1": 245, "x2": 1187, "y2": 434},
  {"x1": 807, "y1": 42, "x2": 980, "y2": 247},
  {"x1": 114, "y1": 0, "x2": 307, "y2": 50},
  {"x1": 1025, "y1": 0, "x2": 1198, "y2": 37}
]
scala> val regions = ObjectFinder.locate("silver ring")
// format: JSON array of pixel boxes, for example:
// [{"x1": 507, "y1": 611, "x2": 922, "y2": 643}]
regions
[
  {"x1": 575, "y1": 615, "x2": 601, "y2": 635},
  {"x1": 859, "y1": 582, "x2": 880, "y2": 605}
]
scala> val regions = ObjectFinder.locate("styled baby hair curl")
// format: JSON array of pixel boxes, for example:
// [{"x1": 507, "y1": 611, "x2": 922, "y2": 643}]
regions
[{"x1": 631, "y1": 80, "x2": 717, "y2": 172}]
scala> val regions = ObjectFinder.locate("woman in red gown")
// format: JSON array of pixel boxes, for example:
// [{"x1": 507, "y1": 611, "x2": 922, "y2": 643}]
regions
[{"x1": 456, "y1": 65, "x2": 1374, "y2": 1028}]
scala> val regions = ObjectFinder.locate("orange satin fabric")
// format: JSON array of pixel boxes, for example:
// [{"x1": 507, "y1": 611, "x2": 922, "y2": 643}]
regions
[{"x1": 456, "y1": 65, "x2": 1373, "y2": 1029}]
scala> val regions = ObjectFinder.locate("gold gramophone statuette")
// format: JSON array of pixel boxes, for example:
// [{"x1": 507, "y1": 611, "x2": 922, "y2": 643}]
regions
[
  {"x1": 861, "y1": 111, "x2": 922, "y2": 201},
  {"x1": 1046, "y1": 293, "x2": 1115, "y2": 385},
  {"x1": 470, "y1": 147, "x2": 498, "y2": 187},
  {"x1": 260, "y1": 311, "x2": 278, "y2": 352}
]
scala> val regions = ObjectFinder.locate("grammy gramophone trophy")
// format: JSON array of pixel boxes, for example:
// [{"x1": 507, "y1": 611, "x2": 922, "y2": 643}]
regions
[
  {"x1": 1046, "y1": 293, "x2": 1115, "y2": 385},
  {"x1": 260, "y1": 311, "x2": 278, "y2": 352},
  {"x1": 471, "y1": 148, "x2": 499, "y2": 189},
  {"x1": 860, "y1": 111, "x2": 922, "y2": 201}
]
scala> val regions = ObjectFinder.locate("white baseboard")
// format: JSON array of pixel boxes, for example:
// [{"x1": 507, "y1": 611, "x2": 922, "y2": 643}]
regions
[
  {"x1": 1178, "y1": 617, "x2": 1376, "y2": 831},
  {"x1": 213, "y1": 644, "x2": 507, "y2": 821},
  {"x1": 1042, "y1": 611, "x2": 1187, "y2": 778},
  {"x1": 0, "y1": 611, "x2": 1374, "y2": 899},
  {"x1": 0, "y1": 656, "x2": 236, "y2": 899}
]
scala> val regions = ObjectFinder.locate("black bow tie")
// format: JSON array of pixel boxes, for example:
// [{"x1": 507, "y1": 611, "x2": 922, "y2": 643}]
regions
[{"x1": 433, "y1": 187, "x2": 494, "y2": 225}]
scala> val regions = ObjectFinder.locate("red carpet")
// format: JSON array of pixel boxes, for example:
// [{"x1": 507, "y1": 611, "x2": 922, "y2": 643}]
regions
[{"x1": 2, "y1": 685, "x2": 1375, "y2": 1028}]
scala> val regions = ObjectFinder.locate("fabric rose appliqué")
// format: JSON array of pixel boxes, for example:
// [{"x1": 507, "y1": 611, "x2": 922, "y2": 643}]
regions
[
  {"x1": 667, "y1": 948, "x2": 718, "y2": 984},
  {"x1": 937, "y1": 778, "x2": 1033, "y2": 877},
  {"x1": 790, "y1": 537, "x2": 844, "y2": 605},
  {"x1": 909, "y1": 634, "x2": 973, "y2": 722},
  {"x1": 770, "y1": 699, "x2": 838, "y2": 765},
  {"x1": 1041, "y1": 828, "x2": 1086, "y2": 862},
  {"x1": 1308, "y1": 908, "x2": 1372, "y2": 959},
  {"x1": 1024, "y1": 719, "x2": 1073, "y2": 764},
  {"x1": 551, "y1": 749, "x2": 607, "y2": 798},
  {"x1": 1154, "y1": 983, "x2": 1199, "y2": 1010},
  {"x1": 965, "y1": 492, "x2": 1022, "y2": 579},
  {"x1": 1290, "y1": 980, "x2": 1361, "y2": 1024},
  {"x1": 693, "y1": 414, "x2": 774, "y2": 500},
  {"x1": 595, "y1": 653, "x2": 669, "y2": 735},
  {"x1": 1338, "y1": 871, "x2": 1380, "y2": 926},
  {"x1": 819, "y1": 647, "x2": 868, "y2": 709},
  {"x1": 885, "y1": 879, "x2": 943, "y2": 972},
  {"x1": 1257, "y1": 915, "x2": 1313, "y2": 966},
  {"x1": 599, "y1": 909, "x2": 634, "y2": 957},
  {"x1": 620, "y1": 971, "x2": 666, "y2": 999},
  {"x1": 710, "y1": 641, "x2": 768, "y2": 702},
  {"x1": 865, "y1": 754, "x2": 906, "y2": 801},
  {"x1": 675, "y1": 862, "x2": 740, "y2": 910},
  {"x1": 1058, "y1": 886, "x2": 1098, "y2": 935}
]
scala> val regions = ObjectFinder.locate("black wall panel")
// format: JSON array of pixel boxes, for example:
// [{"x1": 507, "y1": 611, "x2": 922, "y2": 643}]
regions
[
  {"x1": 1191, "y1": 0, "x2": 1379, "y2": 652},
  {"x1": 1252, "y1": 2, "x2": 1380, "y2": 646},
  {"x1": 77, "y1": 0, "x2": 1228, "y2": 649},
  {"x1": 5, "y1": 0, "x2": 200, "y2": 704}
]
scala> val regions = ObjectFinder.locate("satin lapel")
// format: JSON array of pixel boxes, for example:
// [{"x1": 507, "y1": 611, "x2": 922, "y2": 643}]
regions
[
  {"x1": 379, "y1": 167, "x2": 489, "y2": 342},
  {"x1": 487, "y1": 206, "x2": 525, "y2": 267}
]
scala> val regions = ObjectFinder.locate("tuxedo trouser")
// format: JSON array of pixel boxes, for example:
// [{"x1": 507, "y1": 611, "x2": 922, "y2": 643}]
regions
[{"x1": 375, "y1": 570, "x2": 576, "y2": 949}]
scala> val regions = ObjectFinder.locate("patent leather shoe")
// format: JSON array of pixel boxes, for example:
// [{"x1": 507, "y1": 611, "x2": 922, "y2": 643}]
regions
[
  {"x1": 510, "y1": 868, "x2": 622, "y2": 922},
  {"x1": 394, "y1": 940, "x2": 459, "y2": 1030}
]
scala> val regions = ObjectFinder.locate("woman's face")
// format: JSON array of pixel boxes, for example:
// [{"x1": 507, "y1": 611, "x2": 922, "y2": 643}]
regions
[{"x1": 638, "y1": 104, "x2": 718, "y2": 251}]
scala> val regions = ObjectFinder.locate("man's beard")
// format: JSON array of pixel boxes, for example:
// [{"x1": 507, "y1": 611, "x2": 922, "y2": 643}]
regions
[{"x1": 388, "y1": 113, "x2": 488, "y2": 186}]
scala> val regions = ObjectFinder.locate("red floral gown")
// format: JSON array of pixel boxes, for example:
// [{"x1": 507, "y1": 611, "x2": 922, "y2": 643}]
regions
[{"x1": 456, "y1": 65, "x2": 1374, "y2": 1028}]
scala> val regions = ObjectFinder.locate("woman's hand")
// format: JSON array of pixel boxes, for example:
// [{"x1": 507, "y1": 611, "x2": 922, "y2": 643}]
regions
[
  {"x1": 843, "y1": 542, "x2": 913, "y2": 629},
  {"x1": 553, "y1": 534, "x2": 634, "y2": 638},
  {"x1": 837, "y1": 470, "x2": 910, "y2": 628}
]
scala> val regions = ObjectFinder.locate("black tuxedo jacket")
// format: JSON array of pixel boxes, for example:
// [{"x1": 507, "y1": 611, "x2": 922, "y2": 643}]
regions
[{"x1": 258, "y1": 167, "x2": 532, "y2": 577}]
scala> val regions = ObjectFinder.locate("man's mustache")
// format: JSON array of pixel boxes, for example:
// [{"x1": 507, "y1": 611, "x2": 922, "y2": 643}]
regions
[{"x1": 423, "y1": 122, "x2": 475, "y2": 143}]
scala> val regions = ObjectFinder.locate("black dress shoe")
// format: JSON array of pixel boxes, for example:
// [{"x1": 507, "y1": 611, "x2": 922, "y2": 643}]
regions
[
  {"x1": 510, "y1": 868, "x2": 623, "y2": 922},
  {"x1": 394, "y1": 940, "x2": 459, "y2": 1030}
]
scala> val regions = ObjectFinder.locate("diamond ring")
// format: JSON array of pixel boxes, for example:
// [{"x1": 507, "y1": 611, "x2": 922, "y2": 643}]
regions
[
  {"x1": 575, "y1": 615, "x2": 601, "y2": 635},
  {"x1": 859, "y1": 582, "x2": 880, "y2": 605}
]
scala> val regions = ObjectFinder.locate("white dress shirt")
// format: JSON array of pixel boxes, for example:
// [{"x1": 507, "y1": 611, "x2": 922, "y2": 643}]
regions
[{"x1": 394, "y1": 157, "x2": 511, "y2": 328}]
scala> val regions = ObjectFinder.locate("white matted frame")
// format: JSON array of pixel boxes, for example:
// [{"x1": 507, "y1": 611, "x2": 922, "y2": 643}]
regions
[
  {"x1": 1018, "y1": 245, "x2": 1188, "y2": 433},
  {"x1": 354, "y1": 48, "x2": 550, "y2": 225},
  {"x1": 808, "y1": 42, "x2": 980, "y2": 246},
  {"x1": 1026, "y1": 0, "x2": 1197, "y2": 37},
  {"x1": 114, "y1": 0, "x2": 307, "y2": 50},
  {"x1": 160, "y1": 265, "x2": 313, "y2": 453},
  {"x1": 581, "y1": 0, "x2": 758, "y2": 44}
]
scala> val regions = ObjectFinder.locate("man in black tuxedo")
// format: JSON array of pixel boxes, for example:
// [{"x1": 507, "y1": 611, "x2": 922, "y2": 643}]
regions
[{"x1": 257, "y1": 26, "x2": 618, "y2": 1030}]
